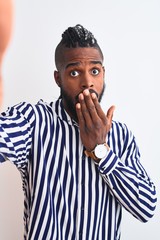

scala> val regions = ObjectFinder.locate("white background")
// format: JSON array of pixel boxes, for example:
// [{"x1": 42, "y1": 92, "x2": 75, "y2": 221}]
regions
[{"x1": 0, "y1": 0, "x2": 159, "y2": 239}]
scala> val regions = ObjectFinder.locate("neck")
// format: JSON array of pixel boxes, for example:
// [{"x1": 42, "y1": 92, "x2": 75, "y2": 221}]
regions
[{"x1": 61, "y1": 98, "x2": 78, "y2": 123}]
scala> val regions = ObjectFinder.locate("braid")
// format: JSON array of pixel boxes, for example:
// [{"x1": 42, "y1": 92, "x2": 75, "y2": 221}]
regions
[
  {"x1": 61, "y1": 24, "x2": 97, "y2": 48},
  {"x1": 55, "y1": 24, "x2": 103, "y2": 69}
]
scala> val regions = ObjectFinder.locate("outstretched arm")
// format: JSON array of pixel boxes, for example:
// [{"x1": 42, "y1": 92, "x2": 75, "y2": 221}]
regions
[{"x1": 0, "y1": 0, "x2": 13, "y2": 107}]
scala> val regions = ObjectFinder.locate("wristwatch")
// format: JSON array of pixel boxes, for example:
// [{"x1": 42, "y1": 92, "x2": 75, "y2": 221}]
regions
[{"x1": 85, "y1": 143, "x2": 109, "y2": 161}]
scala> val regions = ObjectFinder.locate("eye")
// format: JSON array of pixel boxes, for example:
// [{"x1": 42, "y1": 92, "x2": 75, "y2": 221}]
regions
[
  {"x1": 91, "y1": 68, "x2": 100, "y2": 75},
  {"x1": 70, "y1": 70, "x2": 79, "y2": 77}
]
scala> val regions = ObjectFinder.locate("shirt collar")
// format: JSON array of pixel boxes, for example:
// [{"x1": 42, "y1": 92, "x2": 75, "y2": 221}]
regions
[{"x1": 54, "y1": 98, "x2": 79, "y2": 127}]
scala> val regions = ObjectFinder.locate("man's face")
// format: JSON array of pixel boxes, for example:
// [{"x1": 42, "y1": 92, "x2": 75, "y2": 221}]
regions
[{"x1": 54, "y1": 47, "x2": 105, "y2": 121}]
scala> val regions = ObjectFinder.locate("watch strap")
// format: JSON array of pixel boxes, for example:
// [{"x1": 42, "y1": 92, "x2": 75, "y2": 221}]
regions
[{"x1": 84, "y1": 149, "x2": 98, "y2": 160}]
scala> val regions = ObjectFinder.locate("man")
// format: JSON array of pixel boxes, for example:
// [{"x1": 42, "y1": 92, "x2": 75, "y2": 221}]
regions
[{"x1": 0, "y1": 24, "x2": 157, "y2": 239}]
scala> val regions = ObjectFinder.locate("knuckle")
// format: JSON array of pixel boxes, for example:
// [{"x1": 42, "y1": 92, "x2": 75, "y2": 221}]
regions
[
  {"x1": 94, "y1": 121, "x2": 102, "y2": 129},
  {"x1": 89, "y1": 105, "x2": 95, "y2": 111}
]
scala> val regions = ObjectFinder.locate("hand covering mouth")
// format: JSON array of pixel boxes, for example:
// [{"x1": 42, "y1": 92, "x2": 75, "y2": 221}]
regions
[{"x1": 75, "y1": 89, "x2": 99, "y2": 103}]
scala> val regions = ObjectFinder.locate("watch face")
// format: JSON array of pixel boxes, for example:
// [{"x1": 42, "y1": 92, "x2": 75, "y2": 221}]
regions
[{"x1": 94, "y1": 144, "x2": 108, "y2": 159}]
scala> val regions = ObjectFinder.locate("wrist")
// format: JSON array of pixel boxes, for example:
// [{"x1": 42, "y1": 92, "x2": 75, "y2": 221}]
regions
[{"x1": 84, "y1": 143, "x2": 110, "y2": 162}]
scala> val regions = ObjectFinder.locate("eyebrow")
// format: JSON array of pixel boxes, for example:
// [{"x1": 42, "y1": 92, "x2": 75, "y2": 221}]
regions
[{"x1": 65, "y1": 60, "x2": 103, "y2": 69}]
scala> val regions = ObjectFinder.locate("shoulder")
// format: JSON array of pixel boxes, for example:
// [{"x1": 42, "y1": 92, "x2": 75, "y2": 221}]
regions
[
  {"x1": 0, "y1": 102, "x2": 36, "y2": 128},
  {"x1": 1, "y1": 99, "x2": 61, "y2": 127},
  {"x1": 2, "y1": 100, "x2": 54, "y2": 115},
  {"x1": 1, "y1": 101, "x2": 34, "y2": 118},
  {"x1": 32, "y1": 99, "x2": 56, "y2": 116},
  {"x1": 111, "y1": 120, "x2": 134, "y2": 141},
  {"x1": 109, "y1": 120, "x2": 137, "y2": 157},
  {"x1": 111, "y1": 120, "x2": 130, "y2": 133},
  {"x1": 1, "y1": 100, "x2": 50, "y2": 120}
]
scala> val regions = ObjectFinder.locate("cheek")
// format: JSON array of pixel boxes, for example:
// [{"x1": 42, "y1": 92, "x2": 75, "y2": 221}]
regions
[
  {"x1": 63, "y1": 79, "x2": 81, "y2": 94},
  {"x1": 94, "y1": 79, "x2": 104, "y2": 90},
  {"x1": 61, "y1": 82, "x2": 80, "y2": 103},
  {"x1": 63, "y1": 84, "x2": 78, "y2": 96}
]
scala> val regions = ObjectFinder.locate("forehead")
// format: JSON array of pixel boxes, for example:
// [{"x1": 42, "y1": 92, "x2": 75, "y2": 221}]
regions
[{"x1": 60, "y1": 47, "x2": 103, "y2": 69}]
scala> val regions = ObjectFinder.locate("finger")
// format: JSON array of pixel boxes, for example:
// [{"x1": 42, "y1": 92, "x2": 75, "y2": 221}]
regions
[
  {"x1": 105, "y1": 105, "x2": 115, "y2": 132},
  {"x1": 76, "y1": 102, "x2": 85, "y2": 127},
  {"x1": 106, "y1": 105, "x2": 115, "y2": 122},
  {"x1": 78, "y1": 92, "x2": 93, "y2": 125},
  {"x1": 91, "y1": 92, "x2": 107, "y2": 123},
  {"x1": 82, "y1": 90, "x2": 98, "y2": 117}
]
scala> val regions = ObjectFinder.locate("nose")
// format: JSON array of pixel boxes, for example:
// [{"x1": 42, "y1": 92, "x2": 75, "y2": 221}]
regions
[{"x1": 81, "y1": 73, "x2": 94, "y2": 89}]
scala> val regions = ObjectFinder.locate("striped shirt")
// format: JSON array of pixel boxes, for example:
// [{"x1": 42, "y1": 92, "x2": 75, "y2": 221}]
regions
[{"x1": 0, "y1": 99, "x2": 157, "y2": 240}]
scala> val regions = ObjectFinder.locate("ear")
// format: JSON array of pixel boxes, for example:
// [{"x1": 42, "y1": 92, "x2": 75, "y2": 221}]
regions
[
  {"x1": 102, "y1": 66, "x2": 105, "y2": 74},
  {"x1": 102, "y1": 66, "x2": 105, "y2": 79},
  {"x1": 54, "y1": 70, "x2": 61, "y2": 87}
]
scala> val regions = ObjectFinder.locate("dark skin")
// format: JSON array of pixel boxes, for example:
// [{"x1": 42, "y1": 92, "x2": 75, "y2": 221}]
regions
[{"x1": 54, "y1": 47, "x2": 115, "y2": 153}]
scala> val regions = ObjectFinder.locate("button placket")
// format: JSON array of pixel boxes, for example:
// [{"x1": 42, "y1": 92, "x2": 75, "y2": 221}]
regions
[{"x1": 77, "y1": 151, "x2": 86, "y2": 239}]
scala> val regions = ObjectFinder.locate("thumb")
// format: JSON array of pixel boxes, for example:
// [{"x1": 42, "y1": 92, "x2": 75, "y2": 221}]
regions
[{"x1": 106, "y1": 105, "x2": 116, "y2": 121}]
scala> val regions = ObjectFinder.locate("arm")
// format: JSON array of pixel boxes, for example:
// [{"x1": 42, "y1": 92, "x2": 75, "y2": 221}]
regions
[
  {"x1": 0, "y1": 0, "x2": 13, "y2": 107},
  {"x1": 0, "y1": 102, "x2": 35, "y2": 168},
  {"x1": 98, "y1": 122, "x2": 156, "y2": 222},
  {"x1": 76, "y1": 89, "x2": 157, "y2": 222}
]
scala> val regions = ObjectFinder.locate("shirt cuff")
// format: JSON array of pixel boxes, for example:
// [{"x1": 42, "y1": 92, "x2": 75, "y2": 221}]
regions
[{"x1": 98, "y1": 149, "x2": 119, "y2": 175}]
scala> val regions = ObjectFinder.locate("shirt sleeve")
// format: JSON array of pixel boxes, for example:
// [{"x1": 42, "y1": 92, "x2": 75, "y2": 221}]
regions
[
  {"x1": 0, "y1": 102, "x2": 35, "y2": 168},
  {"x1": 98, "y1": 121, "x2": 157, "y2": 223}
]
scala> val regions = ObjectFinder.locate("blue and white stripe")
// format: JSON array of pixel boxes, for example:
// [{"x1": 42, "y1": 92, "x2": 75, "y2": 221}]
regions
[{"x1": 0, "y1": 99, "x2": 157, "y2": 240}]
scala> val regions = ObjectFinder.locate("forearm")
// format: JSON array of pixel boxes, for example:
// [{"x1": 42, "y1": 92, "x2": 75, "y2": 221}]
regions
[{"x1": 98, "y1": 149, "x2": 157, "y2": 222}]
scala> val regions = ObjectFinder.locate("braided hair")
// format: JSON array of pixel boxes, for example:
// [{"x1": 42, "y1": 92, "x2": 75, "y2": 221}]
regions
[
  {"x1": 55, "y1": 24, "x2": 103, "y2": 69},
  {"x1": 61, "y1": 24, "x2": 97, "y2": 47}
]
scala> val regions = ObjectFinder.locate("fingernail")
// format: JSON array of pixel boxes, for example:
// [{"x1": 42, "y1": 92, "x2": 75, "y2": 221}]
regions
[
  {"x1": 79, "y1": 93, "x2": 84, "y2": 100},
  {"x1": 76, "y1": 103, "x2": 81, "y2": 109},
  {"x1": 91, "y1": 93, "x2": 96, "y2": 99},
  {"x1": 83, "y1": 89, "x2": 89, "y2": 95}
]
